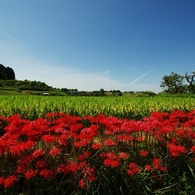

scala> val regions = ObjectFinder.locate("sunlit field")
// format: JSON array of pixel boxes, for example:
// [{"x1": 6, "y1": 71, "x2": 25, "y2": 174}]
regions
[{"x1": 1, "y1": 95, "x2": 195, "y2": 119}]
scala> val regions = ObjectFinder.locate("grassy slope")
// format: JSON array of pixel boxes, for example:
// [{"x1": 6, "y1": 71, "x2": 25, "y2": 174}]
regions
[{"x1": 0, "y1": 80, "x2": 65, "y2": 96}]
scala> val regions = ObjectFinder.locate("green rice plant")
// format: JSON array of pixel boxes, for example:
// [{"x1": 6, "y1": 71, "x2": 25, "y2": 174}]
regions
[{"x1": 0, "y1": 95, "x2": 195, "y2": 119}]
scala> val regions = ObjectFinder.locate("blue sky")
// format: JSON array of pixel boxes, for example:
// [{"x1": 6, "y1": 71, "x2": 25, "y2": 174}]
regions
[{"x1": 0, "y1": 0, "x2": 195, "y2": 93}]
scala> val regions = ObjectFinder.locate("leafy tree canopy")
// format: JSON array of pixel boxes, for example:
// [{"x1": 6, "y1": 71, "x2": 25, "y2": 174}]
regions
[
  {"x1": 160, "y1": 71, "x2": 195, "y2": 94},
  {"x1": 0, "y1": 64, "x2": 15, "y2": 80}
]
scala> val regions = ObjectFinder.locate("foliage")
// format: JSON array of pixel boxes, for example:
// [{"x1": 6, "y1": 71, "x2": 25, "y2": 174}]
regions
[
  {"x1": 0, "y1": 80, "x2": 53, "y2": 91},
  {"x1": 0, "y1": 64, "x2": 15, "y2": 80},
  {"x1": 0, "y1": 110, "x2": 195, "y2": 194},
  {"x1": 161, "y1": 71, "x2": 195, "y2": 94},
  {"x1": 110, "y1": 90, "x2": 122, "y2": 96},
  {"x1": 185, "y1": 71, "x2": 195, "y2": 93},
  {"x1": 142, "y1": 91, "x2": 156, "y2": 96},
  {"x1": 160, "y1": 72, "x2": 185, "y2": 94}
]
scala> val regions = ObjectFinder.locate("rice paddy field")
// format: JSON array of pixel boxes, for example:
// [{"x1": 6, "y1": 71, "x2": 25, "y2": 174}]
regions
[{"x1": 0, "y1": 95, "x2": 195, "y2": 119}]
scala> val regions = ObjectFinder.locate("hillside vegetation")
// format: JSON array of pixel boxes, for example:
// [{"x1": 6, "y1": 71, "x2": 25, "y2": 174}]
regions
[{"x1": 0, "y1": 80, "x2": 64, "y2": 96}]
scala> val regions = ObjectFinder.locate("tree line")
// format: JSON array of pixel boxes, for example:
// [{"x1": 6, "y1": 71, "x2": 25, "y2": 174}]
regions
[{"x1": 160, "y1": 71, "x2": 195, "y2": 94}]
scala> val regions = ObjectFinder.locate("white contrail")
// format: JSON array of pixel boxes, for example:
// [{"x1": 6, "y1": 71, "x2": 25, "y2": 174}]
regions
[{"x1": 127, "y1": 67, "x2": 157, "y2": 86}]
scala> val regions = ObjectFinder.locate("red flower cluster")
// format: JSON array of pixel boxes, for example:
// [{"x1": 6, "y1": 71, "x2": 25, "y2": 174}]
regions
[
  {"x1": 127, "y1": 163, "x2": 140, "y2": 176},
  {"x1": 0, "y1": 110, "x2": 194, "y2": 191}
]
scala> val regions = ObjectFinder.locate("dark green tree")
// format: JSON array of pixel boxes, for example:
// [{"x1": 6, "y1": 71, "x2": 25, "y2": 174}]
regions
[
  {"x1": 0, "y1": 64, "x2": 15, "y2": 80},
  {"x1": 0, "y1": 64, "x2": 6, "y2": 79},
  {"x1": 185, "y1": 71, "x2": 195, "y2": 93},
  {"x1": 6, "y1": 67, "x2": 15, "y2": 79},
  {"x1": 160, "y1": 72, "x2": 185, "y2": 94},
  {"x1": 99, "y1": 88, "x2": 105, "y2": 96}
]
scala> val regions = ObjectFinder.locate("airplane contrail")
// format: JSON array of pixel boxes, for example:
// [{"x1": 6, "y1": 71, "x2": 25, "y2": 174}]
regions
[{"x1": 127, "y1": 67, "x2": 157, "y2": 86}]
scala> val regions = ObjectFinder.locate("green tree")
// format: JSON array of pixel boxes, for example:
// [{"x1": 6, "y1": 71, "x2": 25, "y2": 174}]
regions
[
  {"x1": 160, "y1": 72, "x2": 185, "y2": 94},
  {"x1": 6, "y1": 67, "x2": 15, "y2": 79},
  {"x1": 0, "y1": 64, "x2": 6, "y2": 79},
  {"x1": 185, "y1": 71, "x2": 195, "y2": 93},
  {"x1": 0, "y1": 64, "x2": 15, "y2": 80},
  {"x1": 99, "y1": 88, "x2": 105, "y2": 96}
]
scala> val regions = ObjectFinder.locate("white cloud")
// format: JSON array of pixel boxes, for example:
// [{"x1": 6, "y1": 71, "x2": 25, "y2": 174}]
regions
[{"x1": 127, "y1": 68, "x2": 157, "y2": 86}]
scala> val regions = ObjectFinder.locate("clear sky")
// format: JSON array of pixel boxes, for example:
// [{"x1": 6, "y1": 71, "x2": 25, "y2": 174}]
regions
[{"x1": 0, "y1": 0, "x2": 195, "y2": 93}]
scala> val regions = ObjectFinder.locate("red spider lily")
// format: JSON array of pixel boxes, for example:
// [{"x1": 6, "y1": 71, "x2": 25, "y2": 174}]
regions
[
  {"x1": 135, "y1": 136, "x2": 143, "y2": 142},
  {"x1": 18, "y1": 155, "x2": 32, "y2": 166},
  {"x1": 0, "y1": 115, "x2": 7, "y2": 122},
  {"x1": 69, "y1": 123, "x2": 83, "y2": 136},
  {"x1": 20, "y1": 118, "x2": 48, "y2": 140},
  {"x1": 152, "y1": 158, "x2": 161, "y2": 170},
  {"x1": 36, "y1": 160, "x2": 47, "y2": 169},
  {"x1": 39, "y1": 169, "x2": 54, "y2": 179},
  {"x1": 0, "y1": 139, "x2": 14, "y2": 155},
  {"x1": 144, "y1": 164, "x2": 152, "y2": 171},
  {"x1": 152, "y1": 158, "x2": 167, "y2": 172},
  {"x1": 107, "y1": 152, "x2": 118, "y2": 160},
  {"x1": 119, "y1": 152, "x2": 130, "y2": 160},
  {"x1": 83, "y1": 152, "x2": 91, "y2": 158},
  {"x1": 57, "y1": 164, "x2": 70, "y2": 174},
  {"x1": 127, "y1": 163, "x2": 140, "y2": 176},
  {"x1": 6, "y1": 114, "x2": 27, "y2": 135},
  {"x1": 79, "y1": 178, "x2": 86, "y2": 189},
  {"x1": 0, "y1": 177, "x2": 4, "y2": 187},
  {"x1": 25, "y1": 169, "x2": 38, "y2": 180},
  {"x1": 117, "y1": 134, "x2": 134, "y2": 142},
  {"x1": 139, "y1": 150, "x2": 149, "y2": 157},
  {"x1": 87, "y1": 174, "x2": 97, "y2": 182},
  {"x1": 17, "y1": 155, "x2": 33, "y2": 173},
  {"x1": 32, "y1": 149, "x2": 45, "y2": 158},
  {"x1": 169, "y1": 110, "x2": 188, "y2": 123},
  {"x1": 91, "y1": 142, "x2": 102, "y2": 150},
  {"x1": 74, "y1": 139, "x2": 91, "y2": 148},
  {"x1": 81, "y1": 164, "x2": 96, "y2": 181},
  {"x1": 9, "y1": 140, "x2": 35, "y2": 156},
  {"x1": 78, "y1": 155, "x2": 85, "y2": 162},
  {"x1": 99, "y1": 152, "x2": 107, "y2": 158},
  {"x1": 58, "y1": 133, "x2": 69, "y2": 146},
  {"x1": 99, "y1": 152, "x2": 120, "y2": 161},
  {"x1": 16, "y1": 165, "x2": 26, "y2": 174},
  {"x1": 120, "y1": 120, "x2": 138, "y2": 133},
  {"x1": 104, "y1": 139, "x2": 116, "y2": 146},
  {"x1": 175, "y1": 129, "x2": 188, "y2": 138},
  {"x1": 190, "y1": 146, "x2": 195, "y2": 153},
  {"x1": 79, "y1": 125, "x2": 98, "y2": 140},
  {"x1": 103, "y1": 159, "x2": 120, "y2": 168},
  {"x1": 4, "y1": 175, "x2": 17, "y2": 188},
  {"x1": 68, "y1": 161, "x2": 80, "y2": 173},
  {"x1": 41, "y1": 134, "x2": 57, "y2": 144},
  {"x1": 167, "y1": 143, "x2": 187, "y2": 157},
  {"x1": 169, "y1": 137, "x2": 178, "y2": 144},
  {"x1": 49, "y1": 147, "x2": 61, "y2": 156}
]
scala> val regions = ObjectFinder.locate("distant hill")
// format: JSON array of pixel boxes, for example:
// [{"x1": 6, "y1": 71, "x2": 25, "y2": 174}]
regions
[
  {"x1": 0, "y1": 79, "x2": 53, "y2": 90},
  {"x1": 0, "y1": 79, "x2": 65, "y2": 96},
  {"x1": 0, "y1": 63, "x2": 65, "y2": 95}
]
